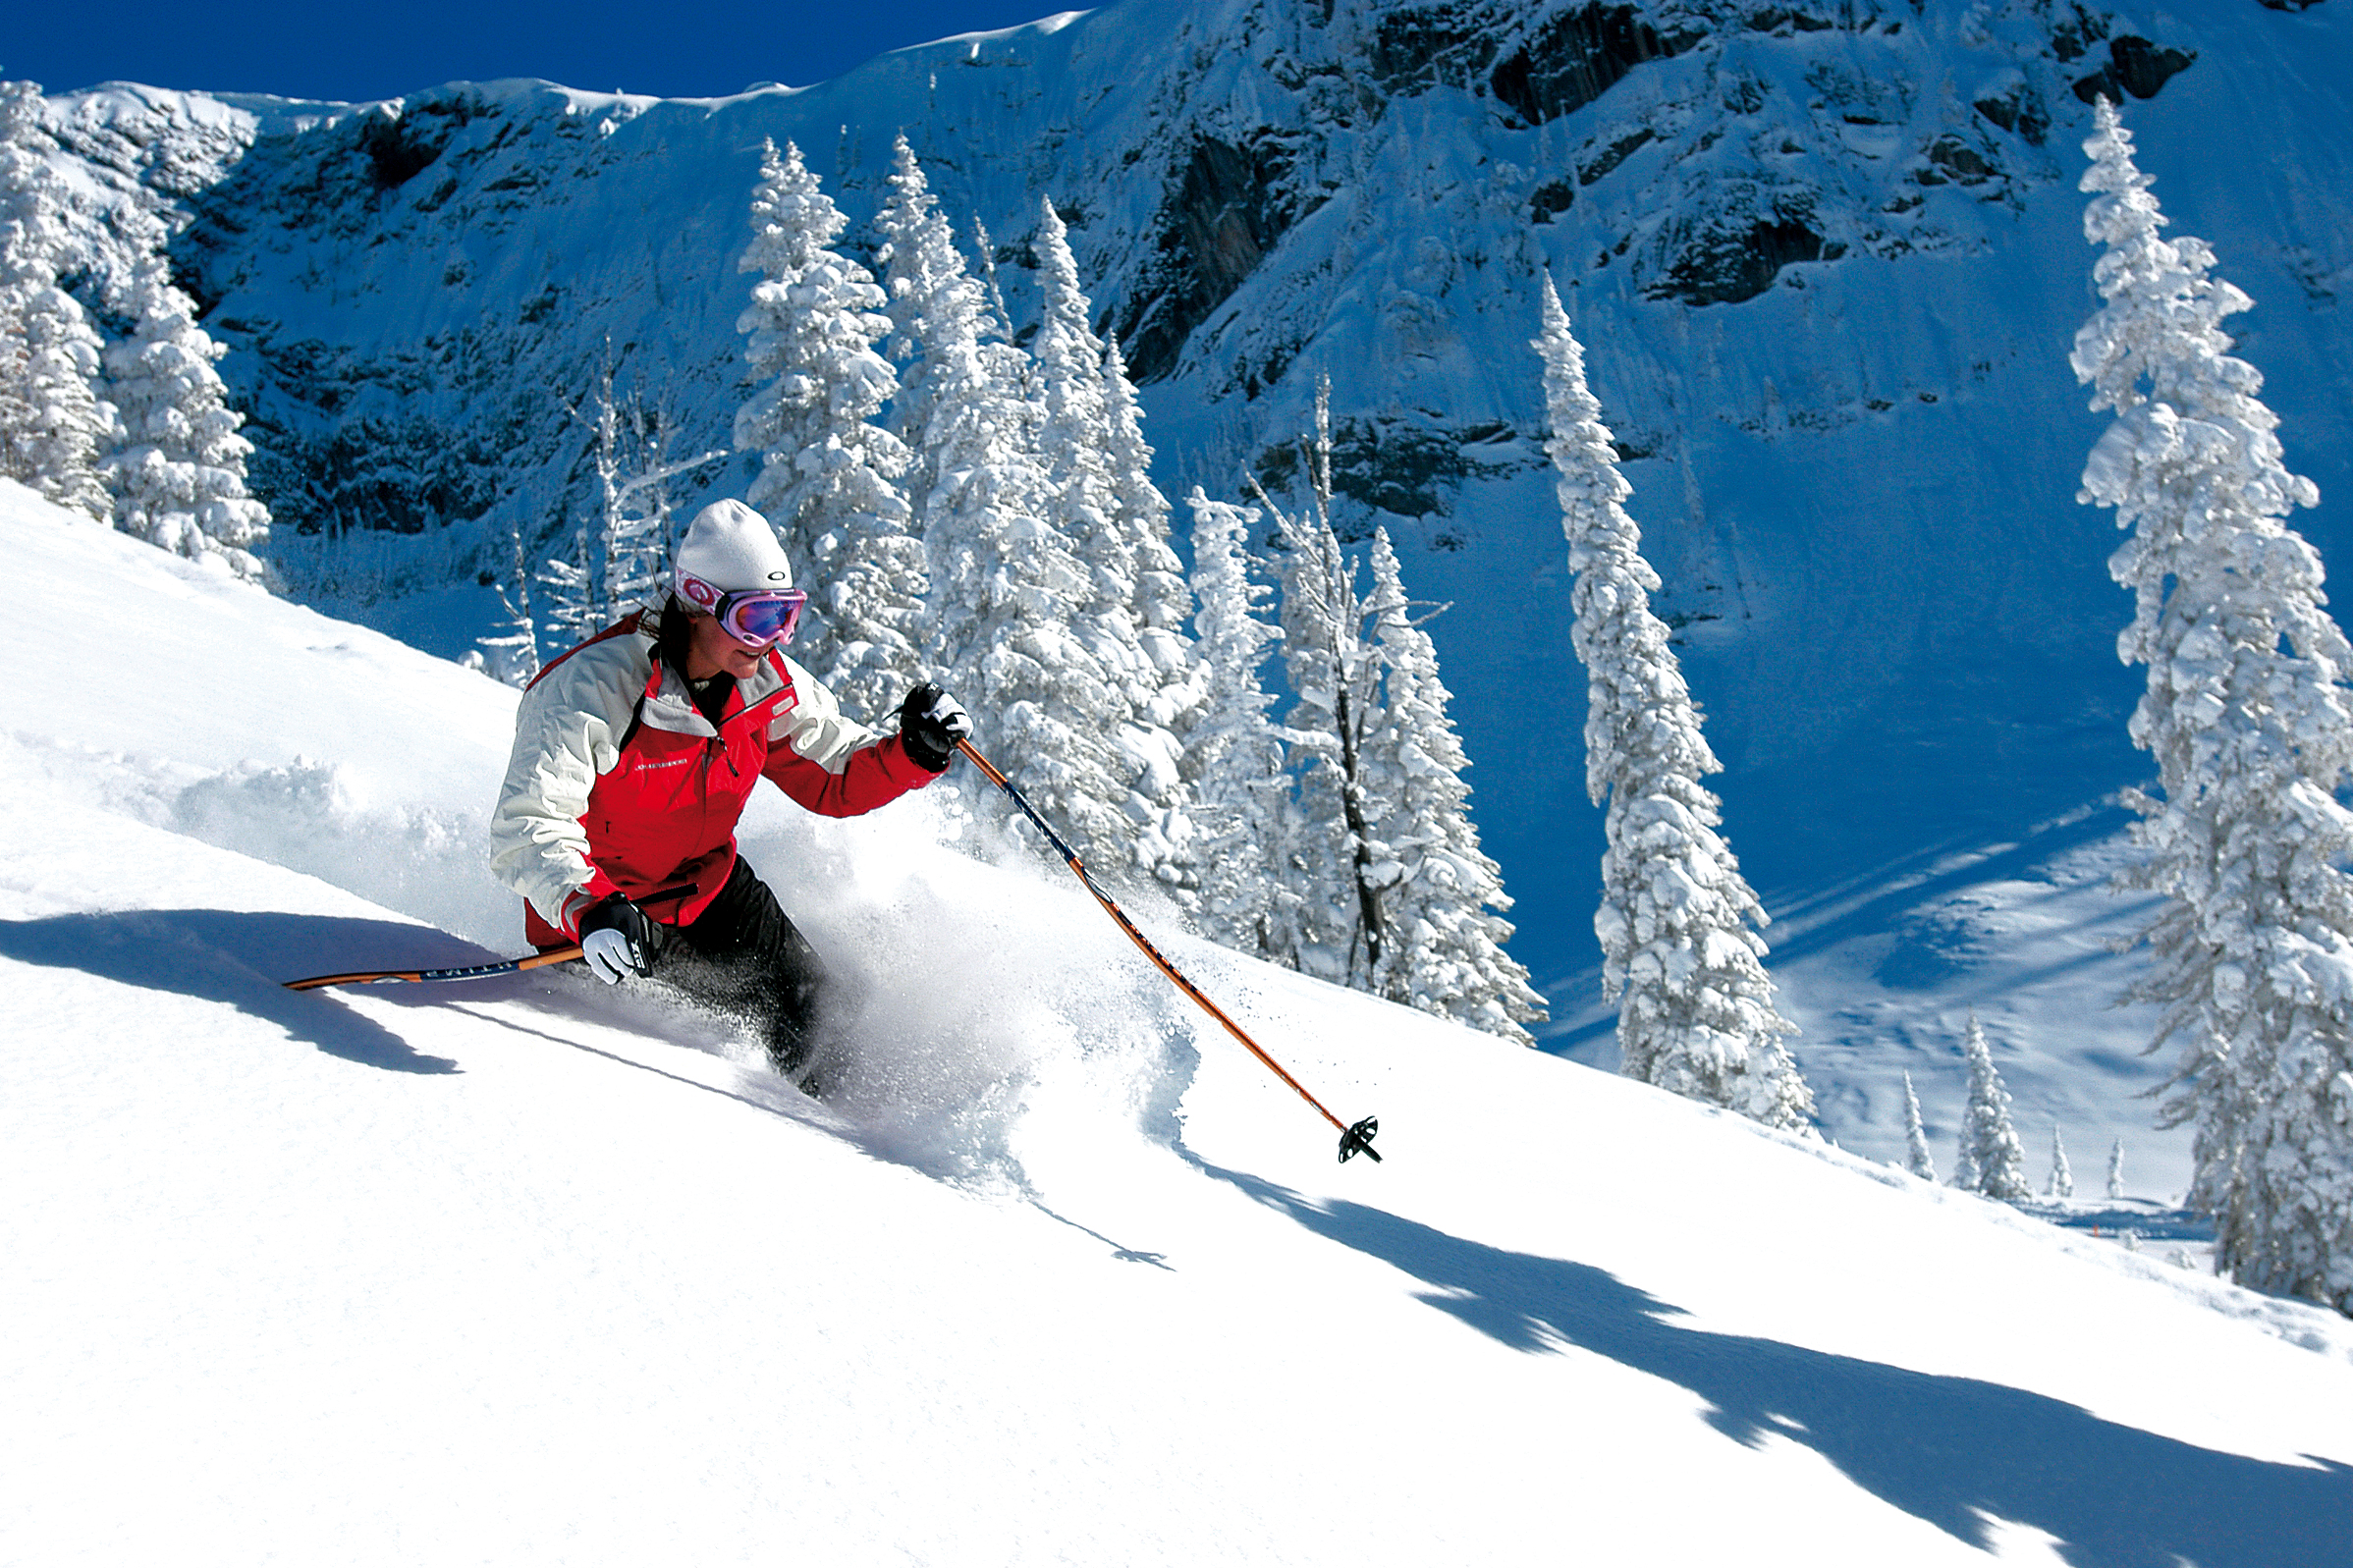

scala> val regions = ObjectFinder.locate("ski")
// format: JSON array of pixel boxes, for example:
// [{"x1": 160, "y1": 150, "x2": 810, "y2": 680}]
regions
[
  {"x1": 283, "y1": 884, "x2": 698, "y2": 991},
  {"x1": 284, "y1": 948, "x2": 584, "y2": 991}
]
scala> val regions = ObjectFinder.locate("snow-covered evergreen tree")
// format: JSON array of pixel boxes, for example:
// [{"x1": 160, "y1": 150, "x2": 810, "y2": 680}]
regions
[
  {"x1": 598, "y1": 395, "x2": 722, "y2": 614},
  {"x1": 1258, "y1": 380, "x2": 1393, "y2": 986},
  {"x1": 1183, "y1": 487, "x2": 1292, "y2": 955},
  {"x1": 1104, "y1": 334, "x2": 1199, "y2": 719},
  {"x1": 1029, "y1": 198, "x2": 1199, "y2": 894},
  {"x1": 600, "y1": 404, "x2": 667, "y2": 612},
  {"x1": 0, "y1": 81, "x2": 116, "y2": 520},
  {"x1": 2048, "y1": 1126, "x2": 2074, "y2": 1201},
  {"x1": 1534, "y1": 273, "x2": 1812, "y2": 1130},
  {"x1": 475, "y1": 510, "x2": 542, "y2": 687},
  {"x1": 875, "y1": 138, "x2": 1130, "y2": 867},
  {"x1": 540, "y1": 362, "x2": 724, "y2": 650},
  {"x1": 534, "y1": 529, "x2": 604, "y2": 650},
  {"x1": 2107, "y1": 1136, "x2": 2126, "y2": 1201},
  {"x1": 2071, "y1": 98, "x2": 2353, "y2": 1313},
  {"x1": 1361, "y1": 526, "x2": 1547, "y2": 1043},
  {"x1": 735, "y1": 138, "x2": 923, "y2": 722},
  {"x1": 1903, "y1": 1071, "x2": 1938, "y2": 1183},
  {"x1": 100, "y1": 257, "x2": 273, "y2": 584},
  {"x1": 1955, "y1": 1011, "x2": 2032, "y2": 1202}
]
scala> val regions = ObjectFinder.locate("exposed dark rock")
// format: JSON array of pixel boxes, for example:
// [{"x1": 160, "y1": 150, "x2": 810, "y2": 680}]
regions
[
  {"x1": 1924, "y1": 136, "x2": 1998, "y2": 186},
  {"x1": 1330, "y1": 420, "x2": 1461, "y2": 518},
  {"x1": 1746, "y1": 8, "x2": 1838, "y2": 33},
  {"x1": 1117, "y1": 135, "x2": 1299, "y2": 383},
  {"x1": 1367, "y1": 4, "x2": 1501, "y2": 94},
  {"x1": 1490, "y1": 3, "x2": 1692, "y2": 128},
  {"x1": 1973, "y1": 84, "x2": 2052, "y2": 146},
  {"x1": 1529, "y1": 179, "x2": 1576, "y2": 223},
  {"x1": 1252, "y1": 416, "x2": 1522, "y2": 522},
  {"x1": 355, "y1": 96, "x2": 481, "y2": 192},
  {"x1": 2049, "y1": 6, "x2": 2110, "y2": 63},
  {"x1": 258, "y1": 411, "x2": 514, "y2": 539},
  {"x1": 1234, "y1": 337, "x2": 1301, "y2": 401},
  {"x1": 1652, "y1": 215, "x2": 1841, "y2": 306},
  {"x1": 1579, "y1": 126, "x2": 1655, "y2": 185},
  {"x1": 2071, "y1": 35, "x2": 2195, "y2": 103}
]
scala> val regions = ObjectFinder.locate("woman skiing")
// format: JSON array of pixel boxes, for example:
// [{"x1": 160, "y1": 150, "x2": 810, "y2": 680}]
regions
[{"x1": 490, "y1": 498, "x2": 969, "y2": 1077}]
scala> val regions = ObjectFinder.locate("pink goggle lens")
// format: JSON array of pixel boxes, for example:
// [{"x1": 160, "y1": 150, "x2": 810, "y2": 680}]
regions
[{"x1": 719, "y1": 589, "x2": 806, "y2": 647}]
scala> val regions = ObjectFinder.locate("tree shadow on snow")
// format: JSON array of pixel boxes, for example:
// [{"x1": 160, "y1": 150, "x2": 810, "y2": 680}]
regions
[
  {"x1": 1197, "y1": 1161, "x2": 2352, "y2": 1568},
  {"x1": 0, "y1": 907, "x2": 492, "y2": 1074}
]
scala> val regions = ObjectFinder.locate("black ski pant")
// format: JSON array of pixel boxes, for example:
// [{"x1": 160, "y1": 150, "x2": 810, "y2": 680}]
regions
[{"x1": 650, "y1": 856, "x2": 831, "y2": 1076}]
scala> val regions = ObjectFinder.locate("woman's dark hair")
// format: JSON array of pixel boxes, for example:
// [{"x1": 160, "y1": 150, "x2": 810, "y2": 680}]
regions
[{"x1": 655, "y1": 593, "x2": 697, "y2": 679}]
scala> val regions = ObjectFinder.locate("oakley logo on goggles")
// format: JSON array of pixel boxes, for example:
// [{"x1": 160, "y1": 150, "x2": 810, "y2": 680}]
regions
[{"x1": 677, "y1": 570, "x2": 807, "y2": 647}]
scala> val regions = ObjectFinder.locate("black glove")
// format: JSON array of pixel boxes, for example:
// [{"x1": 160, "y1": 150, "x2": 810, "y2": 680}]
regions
[
  {"x1": 898, "y1": 681, "x2": 972, "y2": 774},
  {"x1": 577, "y1": 893, "x2": 657, "y2": 984}
]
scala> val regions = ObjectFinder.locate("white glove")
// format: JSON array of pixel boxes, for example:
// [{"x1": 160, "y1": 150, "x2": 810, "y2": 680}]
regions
[{"x1": 577, "y1": 895, "x2": 653, "y2": 985}]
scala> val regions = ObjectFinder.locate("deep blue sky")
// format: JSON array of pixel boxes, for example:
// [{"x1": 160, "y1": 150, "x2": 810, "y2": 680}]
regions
[{"x1": 4, "y1": 2, "x2": 1072, "y2": 102}]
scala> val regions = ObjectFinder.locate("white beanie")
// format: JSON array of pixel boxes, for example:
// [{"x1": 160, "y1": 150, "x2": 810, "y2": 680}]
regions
[{"x1": 674, "y1": 500, "x2": 793, "y2": 601}]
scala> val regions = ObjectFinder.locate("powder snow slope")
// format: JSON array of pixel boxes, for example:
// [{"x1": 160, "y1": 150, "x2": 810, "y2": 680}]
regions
[
  {"x1": 5, "y1": 480, "x2": 2353, "y2": 1564},
  {"x1": 37, "y1": 1, "x2": 2353, "y2": 1196}
]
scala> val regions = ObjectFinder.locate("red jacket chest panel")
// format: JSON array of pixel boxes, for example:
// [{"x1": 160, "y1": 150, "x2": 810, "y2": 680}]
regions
[{"x1": 580, "y1": 672, "x2": 795, "y2": 895}]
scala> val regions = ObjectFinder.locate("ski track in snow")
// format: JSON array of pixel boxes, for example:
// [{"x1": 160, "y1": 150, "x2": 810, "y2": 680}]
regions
[{"x1": 6, "y1": 487, "x2": 2353, "y2": 1564}]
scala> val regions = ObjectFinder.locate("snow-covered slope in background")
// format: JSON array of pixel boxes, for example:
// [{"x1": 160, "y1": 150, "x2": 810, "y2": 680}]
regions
[
  {"x1": 30, "y1": 0, "x2": 2353, "y2": 1191},
  {"x1": 4, "y1": 478, "x2": 2351, "y2": 1565}
]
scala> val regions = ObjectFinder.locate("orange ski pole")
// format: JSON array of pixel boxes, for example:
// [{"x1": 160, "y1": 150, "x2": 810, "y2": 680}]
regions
[{"x1": 957, "y1": 737, "x2": 1380, "y2": 1162}]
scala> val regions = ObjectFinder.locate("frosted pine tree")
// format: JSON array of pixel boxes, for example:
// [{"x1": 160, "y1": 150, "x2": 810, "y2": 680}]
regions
[
  {"x1": 593, "y1": 392, "x2": 724, "y2": 614},
  {"x1": 2107, "y1": 1137, "x2": 2126, "y2": 1201},
  {"x1": 534, "y1": 368, "x2": 627, "y2": 648},
  {"x1": 878, "y1": 137, "x2": 1013, "y2": 534},
  {"x1": 1903, "y1": 1072, "x2": 1938, "y2": 1182},
  {"x1": 1104, "y1": 334, "x2": 1200, "y2": 721},
  {"x1": 0, "y1": 81, "x2": 115, "y2": 520},
  {"x1": 875, "y1": 139, "x2": 1129, "y2": 866},
  {"x1": 735, "y1": 139, "x2": 922, "y2": 722},
  {"x1": 475, "y1": 510, "x2": 542, "y2": 686},
  {"x1": 541, "y1": 364, "x2": 723, "y2": 648},
  {"x1": 1029, "y1": 198, "x2": 1198, "y2": 893},
  {"x1": 1362, "y1": 526, "x2": 1548, "y2": 1043},
  {"x1": 1183, "y1": 488, "x2": 1293, "y2": 955},
  {"x1": 2048, "y1": 1126, "x2": 2074, "y2": 1201},
  {"x1": 534, "y1": 529, "x2": 603, "y2": 649},
  {"x1": 1956, "y1": 1011, "x2": 2032, "y2": 1202},
  {"x1": 1534, "y1": 273, "x2": 1812, "y2": 1129},
  {"x1": 100, "y1": 257, "x2": 273, "y2": 584},
  {"x1": 2072, "y1": 98, "x2": 2353, "y2": 1312},
  {"x1": 1258, "y1": 381, "x2": 1393, "y2": 985}
]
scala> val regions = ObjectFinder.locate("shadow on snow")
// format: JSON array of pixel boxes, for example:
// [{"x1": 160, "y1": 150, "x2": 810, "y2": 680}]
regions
[
  {"x1": 1199, "y1": 1160, "x2": 2351, "y2": 1568},
  {"x1": 0, "y1": 907, "x2": 501, "y2": 1074}
]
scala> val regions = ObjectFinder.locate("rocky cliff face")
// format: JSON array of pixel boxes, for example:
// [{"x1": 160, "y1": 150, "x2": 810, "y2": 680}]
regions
[
  {"x1": 37, "y1": 0, "x2": 2353, "y2": 1023},
  {"x1": 48, "y1": 1, "x2": 2215, "y2": 550}
]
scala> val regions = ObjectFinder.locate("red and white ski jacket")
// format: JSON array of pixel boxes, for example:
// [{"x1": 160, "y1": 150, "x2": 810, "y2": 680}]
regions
[{"x1": 490, "y1": 607, "x2": 935, "y2": 944}]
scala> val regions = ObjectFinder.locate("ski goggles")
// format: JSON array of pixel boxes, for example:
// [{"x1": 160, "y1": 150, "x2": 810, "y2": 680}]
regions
[{"x1": 676, "y1": 571, "x2": 807, "y2": 647}]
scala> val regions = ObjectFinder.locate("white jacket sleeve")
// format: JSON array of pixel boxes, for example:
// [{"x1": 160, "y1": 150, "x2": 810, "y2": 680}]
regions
[
  {"x1": 766, "y1": 655, "x2": 881, "y2": 766},
  {"x1": 488, "y1": 638, "x2": 642, "y2": 932}
]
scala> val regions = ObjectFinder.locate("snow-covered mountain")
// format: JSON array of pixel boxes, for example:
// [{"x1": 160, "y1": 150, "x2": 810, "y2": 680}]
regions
[
  {"x1": 4, "y1": 479, "x2": 2350, "y2": 1565},
  {"x1": 27, "y1": 0, "x2": 2353, "y2": 1192}
]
